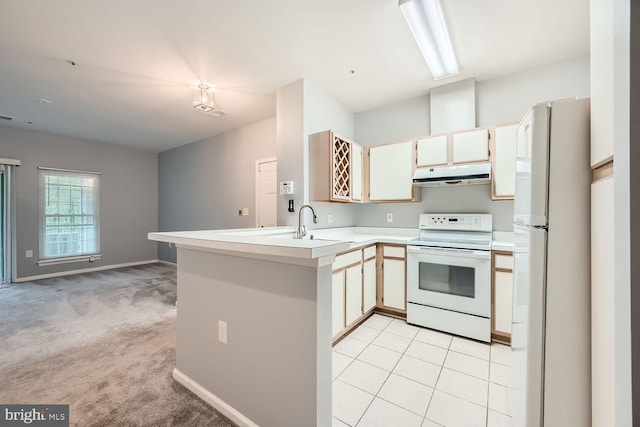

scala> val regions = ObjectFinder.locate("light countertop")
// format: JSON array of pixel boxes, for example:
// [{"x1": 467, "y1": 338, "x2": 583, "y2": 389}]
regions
[
  {"x1": 149, "y1": 226, "x2": 513, "y2": 261},
  {"x1": 148, "y1": 226, "x2": 419, "y2": 263},
  {"x1": 492, "y1": 231, "x2": 514, "y2": 252}
]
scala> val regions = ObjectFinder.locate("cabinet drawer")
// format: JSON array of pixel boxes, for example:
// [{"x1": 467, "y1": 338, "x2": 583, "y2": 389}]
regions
[
  {"x1": 333, "y1": 250, "x2": 361, "y2": 270},
  {"x1": 495, "y1": 254, "x2": 514, "y2": 270},
  {"x1": 363, "y1": 246, "x2": 376, "y2": 260},
  {"x1": 383, "y1": 245, "x2": 405, "y2": 258}
]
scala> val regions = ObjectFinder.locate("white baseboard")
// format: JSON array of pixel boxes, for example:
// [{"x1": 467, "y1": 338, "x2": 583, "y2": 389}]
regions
[
  {"x1": 15, "y1": 259, "x2": 162, "y2": 282},
  {"x1": 172, "y1": 368, "x2": 258, "y2": 427},
  {"x1": 156, "y1": 259, "x2": 177, "y2": 267}
]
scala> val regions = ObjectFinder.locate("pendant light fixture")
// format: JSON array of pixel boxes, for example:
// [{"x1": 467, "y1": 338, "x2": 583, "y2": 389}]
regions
[{"x1": 193, "y1": 83, "x2": 215, "y2": 112}]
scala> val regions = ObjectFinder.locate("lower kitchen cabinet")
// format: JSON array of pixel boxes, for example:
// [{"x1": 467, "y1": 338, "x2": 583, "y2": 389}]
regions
[
  {"x1": 362, "y1": 256, "x2": 376, "y2": 313},
  {"x1": 345, "y1": 265, "x2": 363, "y2": 326},
  {"x1": 492, "y1": 250, "x2": 514, "y2": 342},
  {"x1": 332, "y1": 244, "x2": 407, "y2": 340},
  {"x1": 332, "y1": 244, "x2": 378, "y2": 340},
  {"x1": 378, "y1": 245, "x2": 407, "y2": 313},
  {"x1": 332, "y1": 271, "x2": 345, "y2": 337}
]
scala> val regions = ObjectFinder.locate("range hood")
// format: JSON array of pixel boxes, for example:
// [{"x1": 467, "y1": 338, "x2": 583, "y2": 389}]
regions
[{"x1": 412, "y1": 162, "x2": 491, "y2": 187}]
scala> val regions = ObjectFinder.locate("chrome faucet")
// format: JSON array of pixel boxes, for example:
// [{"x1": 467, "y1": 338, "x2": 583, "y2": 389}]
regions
[{"x1": 296, "y1": 204, "x2": 319, "y2": 239}]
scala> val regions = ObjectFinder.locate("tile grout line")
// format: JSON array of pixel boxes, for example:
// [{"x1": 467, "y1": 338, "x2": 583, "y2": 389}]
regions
[
  {"x1": 335, "y1": 315, "x2": 515, "y2": 426},
  {"x1": 351, "y1": 318, "x2": 396, "y2": 427}
]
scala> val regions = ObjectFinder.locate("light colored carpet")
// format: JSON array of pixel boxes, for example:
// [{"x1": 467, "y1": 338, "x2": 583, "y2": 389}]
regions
[{"x1": 0, "y1": 263, "x2": 236, "y2": 427}]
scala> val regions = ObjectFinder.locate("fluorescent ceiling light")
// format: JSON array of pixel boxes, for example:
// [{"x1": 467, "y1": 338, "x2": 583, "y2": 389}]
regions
[{"x1": 399, "y1": 0, "x2": 459, "y2": 80}]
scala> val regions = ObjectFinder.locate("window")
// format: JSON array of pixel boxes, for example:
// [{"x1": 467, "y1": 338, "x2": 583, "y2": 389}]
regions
[{"x1": 39, "y1": 169, "x2": 100, "y2": 263}]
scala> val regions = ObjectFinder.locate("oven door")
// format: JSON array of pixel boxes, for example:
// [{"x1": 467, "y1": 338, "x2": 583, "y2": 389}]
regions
[{"x1": 407, "y1": 245, "x2": 491, "y2": 317}]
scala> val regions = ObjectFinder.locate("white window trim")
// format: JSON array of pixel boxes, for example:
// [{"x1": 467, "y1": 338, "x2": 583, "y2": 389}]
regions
[{"x1": 38, "y1": 167, "x2": 101, "y2": 264}]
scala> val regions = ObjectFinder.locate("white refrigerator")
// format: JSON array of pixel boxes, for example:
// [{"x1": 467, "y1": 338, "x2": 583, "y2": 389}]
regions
[{"x1": 510, "y1": 98, "x2": 591, "y2": 427}]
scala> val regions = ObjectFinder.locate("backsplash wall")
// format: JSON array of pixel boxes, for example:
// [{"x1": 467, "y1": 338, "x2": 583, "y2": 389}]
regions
[{"x1": 353, "y1": 185, "x2": 513, "y2": 231}]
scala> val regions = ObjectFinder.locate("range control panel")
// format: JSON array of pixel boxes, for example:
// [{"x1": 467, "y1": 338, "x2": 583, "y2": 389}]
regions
[{"x1": 419, "y1": 214, "x2": 493, "y2": 232}]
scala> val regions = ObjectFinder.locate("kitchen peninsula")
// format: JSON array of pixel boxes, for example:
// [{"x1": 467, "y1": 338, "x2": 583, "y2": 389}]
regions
[{"x1": 148, "y1": 227, "x2": 350, "y2": 427}]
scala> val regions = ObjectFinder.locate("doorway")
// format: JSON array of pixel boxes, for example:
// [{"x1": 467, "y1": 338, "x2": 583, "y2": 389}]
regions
[
  {"x1": 255, "y1": 158, "x2": 277, "y2": 228},
  {"x1": 0, "y1": 160, "x2": 18, "y2": 284}
]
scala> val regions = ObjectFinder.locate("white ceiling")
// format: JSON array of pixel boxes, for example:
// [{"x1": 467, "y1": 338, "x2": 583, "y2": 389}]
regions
[{"x1": 0, "y1": 0, "x2": 589, "y2": 152}]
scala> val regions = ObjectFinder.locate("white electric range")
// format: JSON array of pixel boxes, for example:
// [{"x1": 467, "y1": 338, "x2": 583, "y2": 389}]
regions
[{"x1": 406, "y1": 213, "x2": 493, "y2": 342}]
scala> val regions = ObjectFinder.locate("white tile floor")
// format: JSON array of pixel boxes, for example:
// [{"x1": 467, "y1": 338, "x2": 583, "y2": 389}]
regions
[{"x1": 332, "y1": 314, "x2": 515, "y2": 427}]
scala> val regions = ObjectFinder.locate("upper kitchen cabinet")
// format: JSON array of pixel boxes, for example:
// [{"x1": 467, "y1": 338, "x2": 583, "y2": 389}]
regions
[
  {"x1": 415, "y1": 127, "x2": 490, "y2": 169},
  {"x1": 369, "y1": 141, "x2": 421, "y2": 202},
  {"x1": 309, "y1": 130, "x2": 363, "y2": 202},
  {"x1": 416, "y1": 135, "x2": 448, "y2": 167},
  {"x1": 452, "y1": 128, "x2": 490, "y2": 164},
  {"x1": 491, "y1": 124, "x2": 518, "y2": 200}
]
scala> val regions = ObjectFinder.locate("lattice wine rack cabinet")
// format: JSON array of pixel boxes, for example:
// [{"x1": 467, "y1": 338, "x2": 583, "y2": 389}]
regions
[
  {"x1": 332, "y1": 135, "x2": 351, "y2": 200},
  {"x1": 309, "y1": 130, "x2": 363, "y2": 203}
]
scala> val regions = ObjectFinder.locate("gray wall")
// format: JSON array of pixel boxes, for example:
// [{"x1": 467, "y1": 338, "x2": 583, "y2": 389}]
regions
[
  {"x1": 276, "y1": 81, "x2": 305, "y2": 226},
  {"x1": 176, "y1": 248, "x2": 332, "y2": 426},
  {"x1": 303, "y1": 80, "x2": 357, "y2": 230},
  {"x1": 352, "y1": 55, "x2": 591, "y2": 231},
  {"x1": 631, "y1": 0, "x2": 640, "y2": 421},
  {"x1": 476, "y1": 55, "x2": 591, "y2": 126},
  {"x1": 158, "y1": 117, "x2": 276, "y2": 262},
  {"x1": 276, "y1": 79, "x2": 357, "y2": 228},
  {"x1": 0, "y1": 126, "x2": 158, "y2": 279}
]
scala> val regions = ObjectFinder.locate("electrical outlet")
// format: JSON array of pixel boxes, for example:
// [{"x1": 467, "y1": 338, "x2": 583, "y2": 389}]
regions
[
  {"x1": 327, "y1": 213, "x2": 334, "y2": 224},
  {"x1": 218, "y1": 320, "x2": 228, "y2": 344},
  {"x1": 386, "y1": 212, "x2": 393, "y2": 223},
  {"x1": 238, "y1": 208, "x2": 249, "y2": 216},
  {"x1": 25, "y1": 250, "x2": 33, "y2": 258}
]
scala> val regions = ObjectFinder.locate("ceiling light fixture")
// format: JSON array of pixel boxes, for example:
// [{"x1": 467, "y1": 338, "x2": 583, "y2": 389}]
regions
[
  {"x1": 193, "y1": 83, "x2": 214, "y2": 112},
  {"x1": 192, "y1": 83, "x2": 228, "y2": 117},
  {"x1": 399, "y1": 0, "x2": 459, "y2": 80}
]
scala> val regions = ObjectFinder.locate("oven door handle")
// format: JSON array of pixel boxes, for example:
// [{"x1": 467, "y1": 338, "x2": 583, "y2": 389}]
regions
[{"x1": 407, "y1": 245, "x2": 491, "y2": 259}]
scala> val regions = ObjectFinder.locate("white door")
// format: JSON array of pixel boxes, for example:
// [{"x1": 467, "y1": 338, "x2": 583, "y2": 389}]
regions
[
  {"x1": 511, "y1": 224, "x2": 547, "y2": 427},
  {"x1": 256, "y1": 158, "x2": 277, "y2": 228},
  {"x1": 452, "y1": 129, "x2": 489, "y2": 163},
  {"x1": 369, "y1": 142, "x2": 413, "y2": 201},
  {"x1": 406, "y1": 248, "x2": 491, "y2": 317},
  {"x1": 494, "y1": 124, "x2": 518, "y2": 198},
  {"x1": 362, "y1": 258, "x2": 376, "y2": 312},
  {"x1": 345, "y1": 265, "x2": 363, "y2": 326},
  {"x1": 417, "y1": 135, "x2": 448, "y2": 167},
  {"x1": 514, "y1": 104, "x2": 550, "y2": 227},
  {"x1": 332, "y1": 271, "x2": 345, "y2": 337},
  {"x1": 383, "y1": 258, "x2": 406, "y2": 310},
  {"x1": 351, "y1": 144, "x2": 363, "y2": 201}
]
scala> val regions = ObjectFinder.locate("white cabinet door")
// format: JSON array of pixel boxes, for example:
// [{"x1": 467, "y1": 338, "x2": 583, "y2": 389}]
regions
[
  {"x1": 369, "y1": 141, "x2": 414, "y2": 200},
  {"x1": 351, "y1": 143, "x2": 363, "y2": 201},
  {"x1": 591, "y1": 176, "x2": 615, "y2": 426},
  {"x1": 332, "y1": 272, "x2": 345, "y2": 337},
  {"x1": 494, "y1": 270, "x2": 513, "y2": 334},
  {"x1": 362, "y1": 258, "x2": 376, "y2": 313},
  {"x1": 383, "y1": 258, "x2": 405, "y2": 310},
  {"x1": 493, "y1": 124, "x2": 518, "y2": 198},
  {"x1": 452, "y1": 129, "x2": 489, "y2": 164},
  {"x1": 345, "y1": 265, "x2": 363, "y2": 326},
  {"x1": 417, "y1": 135, "x2": 448, "y2": 167}
]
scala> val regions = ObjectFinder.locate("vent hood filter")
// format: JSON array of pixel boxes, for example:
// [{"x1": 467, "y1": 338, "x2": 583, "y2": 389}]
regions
[{"x1": 413, "y1": 162, "x2": 491, "y2": 187}]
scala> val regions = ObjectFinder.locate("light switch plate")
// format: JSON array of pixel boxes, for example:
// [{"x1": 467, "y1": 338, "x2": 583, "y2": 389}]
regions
[
  {"x1": 218, "y1": 320, "x2": 228, "y2": 344},
  {"x1": 327, "y1": 213, "x2": 334, "y2": 224},
  {"x1": 386, "y1": 213, "x2": 393, "y2": 223}
]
